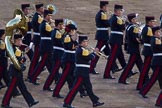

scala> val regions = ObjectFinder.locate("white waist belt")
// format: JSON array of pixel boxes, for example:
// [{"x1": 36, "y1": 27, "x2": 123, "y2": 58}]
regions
[
  {"x1": 64, "y1": 50, "x2": 75, "y2": 53},
  {"x1": 111, "y1": 31, "x2": 123, "y2": 35},
  {"x1": 33, "y1": 32, "x2": 40, "y2": 35},
  {"x1": 76, "y1": 64, "x2": 90, "y2": 68},
  {"x1": 41, "y1": 37, "x2": 51, "y2": 40},
  {"x1": 153, "y1": 53, "x2": 162, "y2": 56},
  {"x1": 27, "y1": 31, "x2": 32, "y2": 34},
  {"x1": 97, "y1": 28, "x2": 108, "y2": 30},
  {"x1": 53, "y1": 46, "x2": 64, "y2": 51},
  {"x1": 144, "y1": 43, "x2": 151, "y2": 47}
]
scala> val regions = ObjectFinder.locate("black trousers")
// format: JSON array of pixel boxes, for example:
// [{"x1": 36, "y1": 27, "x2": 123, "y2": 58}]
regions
[
  {"x1": 27, "y1": 45, "x2": 40, "y2": 79},
  {"x1": 2, "y1": 65, "x2": 35, "y2": 106},
  {"x1": 53, "y1": 62, "x2": 75, "y2": 96},
  {"x1": 136, "y1": 56, "x2": 152, "y2": 90},
  {"x1": 104, "y1": 43, "x2": 126, "y2": 78},
  {"x1": 31, "y1": 52, "x2": 52, "y2": 83},
  {"x1": 119, "y1": 53, "x2": 143, "y2": 82},
  {"x1": 26, "y1": 49, "x2": 34, "y2": 61},
  {"x1": 64, "y1": 76, "x2": 99, "y2": 105},
  {"x1": 140, "y1": 66, "x2": 162, "y2": 96}
]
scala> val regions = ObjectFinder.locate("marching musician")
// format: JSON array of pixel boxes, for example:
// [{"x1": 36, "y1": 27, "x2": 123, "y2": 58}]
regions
[
  {"x1": 136, "y1": 16, "x2": 156, "y2": 90},
  {"x1": 1, "y1": 34, "x2": 39, "y2": 108},
  {"x1": 63, "y1": 35, "x2": 104, "y2": 108},
  {"x1": 90, "y1": 0, "x2": 120, "y2": 75},
  {"x1": 52, "y1": 24, "x2": 78, "y2": 98},
  {"x1": 21, "y1": 4, "x2": 34, "y2": 61},
  {"x1": 27, "y1": 3, "x2": 44, "y2": 82},
  {"x1": 118, "y1": 13, "x2": 143, "y2": 84},
  {"x1": 31, "y1": 10, "x2": 53, "y2": 85},
  {"x1": 43, "y1": 19, "x2": 64, "y2": 91},
  {"x1": 139, "y1": 26, "x2": 162, "y2": 99},
  {"x1": 103, "y1": 4, "x2": 126, "y2": 79}
]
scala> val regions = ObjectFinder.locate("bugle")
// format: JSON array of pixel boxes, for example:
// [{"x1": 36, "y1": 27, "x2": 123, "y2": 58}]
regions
[{"x1": 88, "y1": 46, "x2": 108, "y2": 59}]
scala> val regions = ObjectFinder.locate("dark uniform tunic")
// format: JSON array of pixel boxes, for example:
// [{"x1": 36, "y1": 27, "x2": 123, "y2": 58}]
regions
[
  {"x1": 22, "y1": 16, "x2": 33, "y2": 61},
  {"x1": 140, "y1": 36, "x2": 162, "y2": 99},
  {"x1": 136, "y1": 25, "x2": 153, "y2": 90},
  {"x1": 103, "y1": 14, "x2": 126, "y2": 78},
  {"x1": 90, "y1": 10, "x2": 110, "y2": 73},
  {"x1": 118, "y1": 23, "x2": 143, "y2": 83},
  {"x1": 53, "y1": 34, "x2": 77, "y2": 97},
  {"x1": 64, "y1": 46, "x2": 99, "y2": 106},
  {"x1": 0, "y1": 40, "x2": 9, "y2": 86},
  {"x1": 2, "y1": 45, "x2": 36, "y2": 107},
  {"x1": 31, "y1": 20, "x2": 53, "y2": 83},
  {"x1": 43, "y1": 28, "x2": 64, "y2": 90},
  {"x1": 28, "y1": 12, "x2": 43, "y2": 80}
]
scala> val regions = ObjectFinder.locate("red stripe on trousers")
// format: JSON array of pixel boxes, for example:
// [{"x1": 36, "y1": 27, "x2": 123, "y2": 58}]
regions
[
  {"x1": 156, "y1": 91, "x2": 162, "y2": 105},
  {"x1": 28, "y1": 45, "x2": 39, "y2": 77},
  {"x1": 43, "y1": 60, "x2": 61, "y2": 89},
  {"x1": 53, "y1": 62, "x2": 71, "y2": 96},
  {"x1": 142, "y1": 66, "x2": 160, "y2": 96},
  {"x1": 64, "y1": 77, "x2": 83, "y2": 104},
  {"x1": 89, "y1": 40, "x2": 104, "y2": 73},
  {"x1": 104, "y1": 44, "x2": 118, "y2": 78},
  {"x1": 2, "y1": 76, "x2": 17, "y2": 105},
  {"x1": 137, "y1": 56, "x2": 152, "y2": 89},
  {"x1": 119, "y1": 54, "x2": 137, "y2": 82},
  {"x1": 32, "y1": 53, "x2": 48, "y2": 82}
]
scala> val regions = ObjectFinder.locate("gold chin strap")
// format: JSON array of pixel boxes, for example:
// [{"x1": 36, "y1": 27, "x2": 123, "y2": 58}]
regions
[{"x1": 5, "y1": 9, "x2": 27, "y2": 71}]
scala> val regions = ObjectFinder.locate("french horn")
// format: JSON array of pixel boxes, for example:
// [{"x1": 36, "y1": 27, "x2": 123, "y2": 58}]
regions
[{"x1": 5, "y1": 9, "x2": 27, "y2": 71}]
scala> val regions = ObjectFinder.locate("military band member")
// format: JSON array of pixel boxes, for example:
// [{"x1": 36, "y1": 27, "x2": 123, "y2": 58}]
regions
[
  {"x1": 1, "y1": 34, "x2": 39, "y2": 108},
  {"x1": 27, "y1": 3, "x2": 44, "y2": 81},
  {"x1": 52, "y1": 24, "x2": 78, "y2": 98},
  {"x1": 118, "y1": 13, "x2": 143, "y2": 84},
  {"x1": 90, "y1": 0, "x2": 109, "y2": 74},
  {"x1": 0, "y1": 29, "x2": 9, "y2": 89},
  {"x1": 63, "y1": 35, "x2": 104, "y2": 108},
  {"x1": 103, "y1": 4, "x2": 126, "y2": 79},
  {"x1": 43, "y1": 19, "x2": 64, "y2": 91},
  {"x1": 21, "y1": 4, "x2": 34, "y2": 61},
  {"x1": 139, "y1": 26, "x2": 162, "y2": 99},
  {"x1": 136, "y1": 16, "x2": 156, "y2": 90},
  {"x1": 90, "y1": 0, "x2": 119, "y2": 75},
  {"x1": 31, "y1": 10, "x2": 53, "y2": 85}
]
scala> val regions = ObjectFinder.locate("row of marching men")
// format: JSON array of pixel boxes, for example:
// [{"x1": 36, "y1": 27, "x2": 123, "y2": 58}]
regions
[
  {"x1": 92, "y1": 0, "x2": 162, "y2": 107},
  {"x1": 0, "y1": 2, "x2": 105, "y2": 108}
]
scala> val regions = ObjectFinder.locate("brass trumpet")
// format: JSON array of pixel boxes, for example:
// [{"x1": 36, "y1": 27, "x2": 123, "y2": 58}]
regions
[{"x1": 88, "y1": 46, "x2": 108, "y2": 59}]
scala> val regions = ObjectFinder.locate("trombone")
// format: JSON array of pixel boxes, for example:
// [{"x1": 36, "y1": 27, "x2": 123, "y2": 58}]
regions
[{"x1": 87, "y1": 46, "x2": 108, "y2": 59}]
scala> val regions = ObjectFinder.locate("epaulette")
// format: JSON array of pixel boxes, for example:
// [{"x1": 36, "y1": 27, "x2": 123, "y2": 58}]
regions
[
  {"x1": 55, "y1": 30, "x2": 62, "y2": 39},
  {"x1": 147, "y1": 27, "x2": 153, "y2": 36},
  {"x1": 117, "y1": 16, "x2": 123, "y2": 25},
  {"x1": 101, "y1": 12, "x2": 108, "y2": 20},
  {"x1": 25, "y1": 16, "x2": 30, "y2": 23},
  {"x1": 38, "y1": 15, "x2": 43, "y2": 24},
  {"x1": 15, "y1": 47, "x2": 22, "y2": 57},
  {"x1": 45, "y1": 23, "x2": 52, "y2": 32},
  {"x1": 133, "y1": 27, "x2": 139, "y2": 33},
  {"x1": 64, "y1": 35, "x2": 71, "y2": 43},
  {"x1": 155, "y1": 38, "x2": 161, "y2": 45},
  {"x1": 0, "y1": 40, "x2": 5, "y2": 50},
  {"x1": 82, "y1": 48, "x2": 89, "y2": 56}
]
